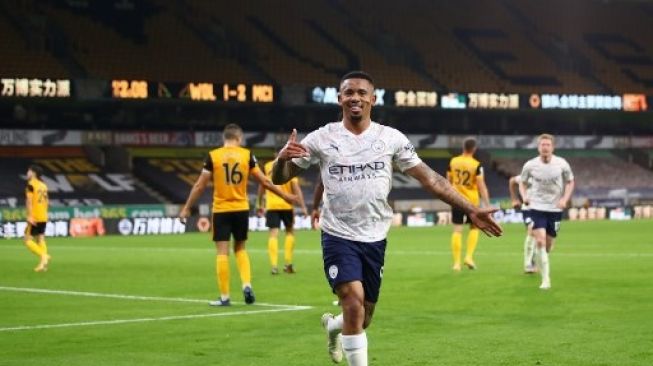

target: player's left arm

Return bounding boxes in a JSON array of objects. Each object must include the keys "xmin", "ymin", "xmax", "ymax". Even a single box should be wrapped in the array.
[
  {"xmin": 179, "ymin": 170, "xmax": 211, "ymax": 221},
  {"xmin": 558, "ymin": 179, "xmax": 575, "ymax": 209},
  {"xmin": 291, "ymin": 179, "xmax": 308, "ymax": 216},
  {"xmin": 476, "ymin": 175, "xmax": 491, "ymax": 208},
  {"xmin": 405, "ymin": 163, "xmax": 502, "ymax": 236},
  {"xmin": 558, "ymin": 162, "xmax": 575, "ymax": 209},
  {"xmin": 476, "ymin": 164, "xmax": 490, "ymax": 207}
]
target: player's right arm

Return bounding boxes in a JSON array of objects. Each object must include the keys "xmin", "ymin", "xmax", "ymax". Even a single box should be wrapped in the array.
[
  {"xmin": 508, "ymin": 176, "xmax": 522, "ymax": 208},
  {"xmin": 179, "ymin": 170, "xmax": 211, "ymax": 221},
  {"xmin": 519, "ymin": 163, "xmax": 531, "ymax": 206},
  {"xmin": 272, "ymin": 129, "xmax": 309, "ymax": 184},
  {"xmin": 25, "ymin": 185, "xmax": 35, "ymax": 225}
]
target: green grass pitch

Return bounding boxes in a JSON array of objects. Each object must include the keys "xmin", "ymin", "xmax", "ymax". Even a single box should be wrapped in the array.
[{"xmin": 1, "ymin": 220, "xmax": 652, "ymax": 366}]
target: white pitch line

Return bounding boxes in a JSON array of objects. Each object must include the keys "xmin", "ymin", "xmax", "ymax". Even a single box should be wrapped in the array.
[
  {"xmin": 0, "ymin": 307, "xmax": 311, "ymax": 333},
  {"xmin": 0, "ymin": 286, "xmax": 311, "ymax": 309}
]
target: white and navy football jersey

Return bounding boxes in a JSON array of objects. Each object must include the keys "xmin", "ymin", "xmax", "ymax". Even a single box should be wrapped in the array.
[
  {"xmin": 293, "ymin": 121, "xmax": 421, "ymax": 242},
  {"xmin": 520, "ymin": 155, "xmax": 574, "ymax": 212}
]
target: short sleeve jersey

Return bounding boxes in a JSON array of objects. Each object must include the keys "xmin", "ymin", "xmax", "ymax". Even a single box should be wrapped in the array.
[
  {"xmin": 26, "ymin": 178, "xmax": 48, "ymax": 222},
  {"xmin": 263, "ymin": 160, "xmax": 296, "ymax": 210},
  {"xmin": 203, "ymin": 146, "xmax": 260, "ymax": 213},
  {"xmin": 292, "ymin": 121, "xmax": 421, "ymax": 242},
  {"xmin": 520, "ymin": 155, "xmax": 574, "ymax": 212},
  {"xmin": 447, "ymin": 154, "xmax": 484, "ymax": 206}
]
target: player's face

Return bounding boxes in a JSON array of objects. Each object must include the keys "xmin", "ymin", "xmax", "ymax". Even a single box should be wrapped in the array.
[
  {"xmin": 338, "ymin": 79, "xmax": 376, "ymax": 123},
  {"xmin": 26, "ymin": 169, "xmax": 34, "ymax": 180},
  {"xmin": 538, "ymin": 138, "xmax": 554, "ymax": 158}
]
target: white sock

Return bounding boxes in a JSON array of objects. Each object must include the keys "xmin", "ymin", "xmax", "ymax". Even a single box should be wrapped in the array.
[
  {"xmin": 537, "ymin": 246, "xmax": 550, "ymax": 283},
  {"xmin": 328, "ymin": 314, "xmax": 343, "ymax": 335},
  {"xmin": 523, "ymin": 235, "xmax": 535, "ymax": 268},
  {"xmin": 342, "ymin": 332, "xmax": 368, "ymax": 366}
]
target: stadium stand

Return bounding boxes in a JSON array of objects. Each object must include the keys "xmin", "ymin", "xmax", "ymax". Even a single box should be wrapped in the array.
[
  {"xmin": 0, "ymin": 147, "xmax": 161, "ymax": 207},
  {"xmin": 5, "ymin": 0, "xmax": 653, "ymax": 92}
]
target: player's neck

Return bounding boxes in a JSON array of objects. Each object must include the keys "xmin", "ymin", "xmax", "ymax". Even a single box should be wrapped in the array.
[
  {"xmin": 540, "ymin": 155, "xmax": 552, "ymax": 163},
  {"xmin": 342, "ymin": 118, "xmax": 371, "ymax": 135},
  {"xmin": 223, "ymin": 139, "xmax": 240, "ymax": 147}
]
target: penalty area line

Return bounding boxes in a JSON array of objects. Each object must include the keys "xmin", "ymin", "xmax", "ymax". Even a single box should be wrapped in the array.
[
  {"xmin": 0, "ymin": 307, "xmax": 311, "ymax": 333},
  {"xmin": 0, "ymin": 286, "xmax": 311, "ymax": 309}
]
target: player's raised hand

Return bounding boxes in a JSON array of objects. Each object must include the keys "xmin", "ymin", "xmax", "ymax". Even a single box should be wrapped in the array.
[
  {"xmin": 277, "ymin": 129, "xmax": 309, "ymax": 161},
  {"xmin": 468, "ymin": 207, "xmax": 503, "ymax": 237}
]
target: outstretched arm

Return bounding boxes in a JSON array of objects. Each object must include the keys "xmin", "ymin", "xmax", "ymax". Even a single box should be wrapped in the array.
[
  {"xmin": 272, "ymin": 129, "xmax": 309, "ymax": 184},
  {"xmin": 405, "ymin": 162, "xmax": 502, "ymax": 236},
  {"xmin": 252, "ymin": 169, "xmax": 297, "ymax": 204}
]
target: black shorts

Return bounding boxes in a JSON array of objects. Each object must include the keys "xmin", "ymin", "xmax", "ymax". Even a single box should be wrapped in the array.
[
  {"xmin": 265, "ymin": 210, "xmax": 294, "ymax": 229},
  {"xmin": 26, "ymin": 222, "xmax": 47, "ymax": 236},
  {"xmin": 321, "ymin": 231, "xmax": 386, "ymax": 303},
  {"xmin": 451, "ymin": 208, "xmax": 470, "ymax": 225},
  {"xmin": 212, "ymin": 211, "xmax": 249, "ymax": 242}
]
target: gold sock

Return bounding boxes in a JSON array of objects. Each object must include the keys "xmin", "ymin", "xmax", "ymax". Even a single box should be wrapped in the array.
[
  {"xmin": 268, "ymin": 237, "xmax": 278, "ymax": 268},
  {"xmin": 38, "ymin": 240, "xmax": 48, "ymax": 256},
  {"xmin": 451, "ymin": 232, "xmax": 462, "ymax": 265},
  {"xmin": 284, "ymin": 234, "xmax": 295, "ymax": 265},
  {"xmin": 216, "ymin": 255, "xmax": 230, "ymax": 298},
  {"xmin": 235, "ymin": 249, "xmax": 252, "ymax": 285},
  {"xmin": 25, "ymin": 240, "xmax": 44, "ymax": 257},
  {"xmin": 465, "ymin": 229, "xmax": 480, "ymax": 262}
]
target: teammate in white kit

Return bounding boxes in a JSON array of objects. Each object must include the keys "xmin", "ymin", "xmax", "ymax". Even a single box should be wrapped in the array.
[
  {"xmin": 271, "ymin": 71, "xmax": 503, "ymax": 366},
  {"xmin": 509, "ymin": 174, "xmax": 536, "ymax": 273},
  {"xmin": 519, "ymin": 134, "xmax": 575, "ymax": 290}
]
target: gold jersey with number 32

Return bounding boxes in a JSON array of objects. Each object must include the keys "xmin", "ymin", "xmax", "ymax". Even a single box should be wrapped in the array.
[{"xmin": 447, "ymin": 155, "xmax": 483, "ymax": 206}]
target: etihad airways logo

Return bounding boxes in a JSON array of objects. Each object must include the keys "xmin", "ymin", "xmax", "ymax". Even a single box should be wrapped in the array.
[{"xmin": 328, "ymin": 162, "xmax": 386, "ymax": 175}]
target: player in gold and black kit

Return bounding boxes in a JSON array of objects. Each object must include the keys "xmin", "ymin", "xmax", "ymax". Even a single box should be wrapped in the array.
[
  {"xmin": 258, "ymin": 158, "xmax": 308, "ymax": 274},
  {"xmin": 24, "ymin": 165, "xmax": 50, "ymax": 272},
  {"xmin": 447, "ymin": 138, "xmax": 490, "ymax": 271},
  {"xmin": 179, "ymin": 124, "xmax": 297, "ymax": 306}
]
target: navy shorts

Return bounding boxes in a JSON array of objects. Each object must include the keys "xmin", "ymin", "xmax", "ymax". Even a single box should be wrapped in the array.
[
  {"xmin": 529, "ymin": 210, "xmax": 562, "ymax": 238},
  {"xmin": 321, "ymin": 231, "xmax": 386, "ymax": 303},
  {"xmin": 522, "ymin": 210, "xmax": 533, "ymax": 227}
]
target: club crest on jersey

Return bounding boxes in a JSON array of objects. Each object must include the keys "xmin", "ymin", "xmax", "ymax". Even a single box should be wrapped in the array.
[
  {"xmin": 371, "ymin": 140, "xmax": 385, "ymax": 153},
  {"xmin": 329, "ymin": 265, "xmax": 338, "ymax": 279}
]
